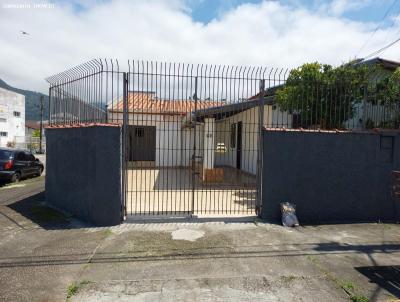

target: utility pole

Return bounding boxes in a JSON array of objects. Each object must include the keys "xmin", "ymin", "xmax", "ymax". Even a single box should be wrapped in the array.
[{"xmin": 39, "ymin": 95, "xmax": 44, "ymax": 154}]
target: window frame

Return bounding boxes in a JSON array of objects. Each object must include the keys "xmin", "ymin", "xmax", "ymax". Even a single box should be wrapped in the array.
[
  {"xmin": 16, "ymin": 152, "xmax": 25, "ymax": 161},
  {"xmin": 25, "ymin": 152, "xmax": 35, "ymax": 161},
  {"xmin": 230, "ymin": 123, "xmax": 236, "ymax": 149}
]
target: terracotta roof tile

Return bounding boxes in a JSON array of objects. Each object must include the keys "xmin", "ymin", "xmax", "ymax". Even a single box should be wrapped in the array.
[
  {"xmin": 110, "ymin": 91, "xmax": 221, "ymax": 115},
  {"xmin": 46, "ymin": 122, "xmax": 120, "ymax": 129},
  {"xmin": 25, "ymin": 121, "xmax": 41, "ymax": 130},
  {"xmin": 263, "ymin": 127, "xmax": 400, "ymax": 134}
]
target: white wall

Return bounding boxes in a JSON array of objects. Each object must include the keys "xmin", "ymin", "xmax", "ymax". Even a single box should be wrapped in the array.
[
  {"xmin": 215, "ymin": 105, "xmax": 292, "ymax": 175},
  {"xmin": 181, "ymin": 124, "xmax": 204, "ymax": 167},
  {"xmin": 0, "ymin": 88, "xmax": 25, "ymax": 147},
  {"xmin": 345, "ymin": 102, "xmax": 399, "ymax": 130},
  {"xmin": 110, "ymin": 112, "xmax": 183, "ymax": 167},
  {"xmin": 109, "ymin": 104, "xmax": 292, "ymax": 172}
]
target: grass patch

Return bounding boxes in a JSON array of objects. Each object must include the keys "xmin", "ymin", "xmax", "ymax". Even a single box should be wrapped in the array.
[
  {"xmin": 382, "ymin": 224, "xmax": 393, "ymax": 230},
  {"xmin": 280, "ymin": 275, "xmax": 297, "ymax": 283},
  {"xmin": 350, "ymin": 295, "xmax": 369, "ymax": 302},
  {"xmin": 253, "ymin": 217, "xmax": 263, "ymax": 226},
  {"xmin": 102, "ymin": 229, "xmax": 113, "ymax": 237},
  {"xmin": 306, "ymin": 256, "xmax": 369, "ymax": 302},
  {"xmin": 66, "ymin": 280, "xmax": 91, "ymax": 300},
  {"xmin": 30, "ymin": 204, "xmax": 67, "ymax": 223},
  {"xmin": 341, "ymin": 280, "xmax": 355, "ymax": 292}
]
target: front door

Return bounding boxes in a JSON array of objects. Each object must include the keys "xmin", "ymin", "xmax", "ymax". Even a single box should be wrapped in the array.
[
  {"xmin": 236, "ymin": 121, "xmax": 242, "ymax": 170},
  {"xmin": 128, "ymin": 125, "xmax": 156, "ymax": 161}
]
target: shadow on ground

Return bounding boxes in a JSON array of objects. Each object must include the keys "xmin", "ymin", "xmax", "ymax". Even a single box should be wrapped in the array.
[
  {"xmin": 356, "ymin": 266, "xmax": 400, "ymax": 298},
  {"xmin": 6, "ymin": 192, "xmax": 87, "ymax": 230},
  {"xmin": 1, "ymin": 240, "xmax": 400, "ymax": 269}
]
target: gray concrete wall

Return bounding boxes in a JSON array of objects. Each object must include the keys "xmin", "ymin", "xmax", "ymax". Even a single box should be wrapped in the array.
[
  {"xmin": 261, "ymin": 130, "xmax": 400, "ymax": 224},
  {"xmin": 45, "ymin": 125, "xmax": 122, "ymax": 226}
]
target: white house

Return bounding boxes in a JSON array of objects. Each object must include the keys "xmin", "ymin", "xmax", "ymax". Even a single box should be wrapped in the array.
[
  {"xmin": 108, "ymin": 91, "xmax": 290, "ymax": 180},
  {"xmin": 0, "ymin": 87, "xmax": 25, "ymax": 147},
  {"xmin": 192, "ymin": 96, "xmax": 291, "ymax": 176},
  {"xmin": 108, "ymin": 92, "xmax": 219, "ymax": 167}
]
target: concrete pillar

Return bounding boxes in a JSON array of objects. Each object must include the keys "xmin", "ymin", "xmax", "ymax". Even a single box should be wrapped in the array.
[{"xmin": 203, "ymin": 118, "xmax": 215, "ymax": 178}]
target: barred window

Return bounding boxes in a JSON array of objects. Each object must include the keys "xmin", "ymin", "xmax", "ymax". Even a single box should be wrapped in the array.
[{"xmin": 135, "ymin": 127, "xmax": 144, "ymax": 137}]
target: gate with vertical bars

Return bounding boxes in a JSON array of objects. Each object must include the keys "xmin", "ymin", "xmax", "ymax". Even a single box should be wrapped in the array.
[{"xmin": 119, "ymin": 63, "xmax": 267, "ymax": 217}]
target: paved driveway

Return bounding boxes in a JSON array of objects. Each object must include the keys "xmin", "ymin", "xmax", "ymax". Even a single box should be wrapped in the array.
[
  {"xmin": 0, "ymin": 178, "xmax": 400, "ymax": 301},
  {"xmin": 126, "ymin": 167, "xmax": 257, "ymax": 216}
]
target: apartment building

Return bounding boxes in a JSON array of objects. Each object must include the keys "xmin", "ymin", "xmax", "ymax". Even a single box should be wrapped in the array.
[{"xmin": 0, "ymin": 87, "xmax": 25, "ymax": 147}]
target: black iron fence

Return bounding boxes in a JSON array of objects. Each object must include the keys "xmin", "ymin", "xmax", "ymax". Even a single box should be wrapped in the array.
[
  {"xmin": 46, "ymin": 59, "xmax": 400, "ymax": 216},
  {"xmin": 46, "ymin": 59, "xmax": 400, "ymax": 131}
]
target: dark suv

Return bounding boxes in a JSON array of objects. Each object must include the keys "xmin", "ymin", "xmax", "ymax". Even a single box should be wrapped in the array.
[{"xmin": 0, "ymin": 148, "xmax": 44, "ymax": 183}]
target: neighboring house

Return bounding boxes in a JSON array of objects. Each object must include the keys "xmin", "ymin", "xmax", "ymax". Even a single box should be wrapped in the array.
[
  {"xmin": 25, "ymin": 120, "xmax": 47, "ymax": 137},
  {"xmin": 17, "ymin": 120, "xmax": 48, "ymax": 152},
  {"xmin": 0, "ymin": 87, "xmax": 25, "ymax": 147},
  {"xmin": 25, "ymin": 121, "xmax": 40, "ymax": 137},
  {"xmin": 346, "ymin": 57, "xmax": 400, "ymax": 130}
]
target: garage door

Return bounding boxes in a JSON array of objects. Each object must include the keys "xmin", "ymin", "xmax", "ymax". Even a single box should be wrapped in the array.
[{"xmin": 128, "ymin": 126, "xmax": 156, "ymax": 161}]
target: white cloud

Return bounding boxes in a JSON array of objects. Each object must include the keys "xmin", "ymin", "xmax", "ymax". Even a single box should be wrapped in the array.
[
  {"xmin": 0, "ymin": 0, "xmax": 399, "ymax": 93},
  {"xmin": 324, "ymin": 0, "xmax": 371, "ymax": 16}
]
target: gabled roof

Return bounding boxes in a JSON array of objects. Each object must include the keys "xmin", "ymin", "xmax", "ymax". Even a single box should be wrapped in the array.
[
  {"xmin": 25, "ymin": 121, "xmax": 41, "ymax": 130},
  {"xmin": 0, "ymin": 87, "xmax": 25, "ymax": 98},
  {"xmin": 351, "ymin": 57, "xmax": 400, "ymax": 71},
  {"xmin": 110, "ymin": 91, "xmax": 221, "ymax": 115},
  {"xmin": 195, "ymin": 95, "xmax": 275, "ymax": 121}
]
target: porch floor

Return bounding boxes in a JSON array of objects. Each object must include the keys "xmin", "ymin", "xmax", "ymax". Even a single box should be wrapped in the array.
[{"xmin": 125, "ymin": 167, "xmax": 257, "ymax": 216}]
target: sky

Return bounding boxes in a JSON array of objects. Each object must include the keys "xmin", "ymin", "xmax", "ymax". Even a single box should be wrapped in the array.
[{"xmin": 0, "ymin": 0, "xmax": 400, "ymax": 93}]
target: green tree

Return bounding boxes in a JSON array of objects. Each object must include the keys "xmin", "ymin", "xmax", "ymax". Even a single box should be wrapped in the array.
[
  {"xmin": 32, "ymin": 129, "xmax": 40, "ymax": 137},
  {"xmin": 369, "ymin": 67, "xmax": 400, "ymax": 128},
  {"xmin": 376, "ymin": 67, "xmax": 400, "ymax": 101},
  {"xmin": 275, "ymin": 62, "xmax": 371, "ymax": 129}
]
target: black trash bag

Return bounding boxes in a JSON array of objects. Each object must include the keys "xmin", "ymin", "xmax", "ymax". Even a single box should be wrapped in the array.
[{"xmin": 281, "ymin": 202, "xmax": 299, "ymax": 227}]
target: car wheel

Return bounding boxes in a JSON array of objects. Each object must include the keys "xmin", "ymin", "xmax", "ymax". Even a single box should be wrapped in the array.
[
  {"xmin": 11, "ymin": 172, "xmax": 21, "ymax": 183},
  {"xmin": 37, "ymin": 168, "xmax": 43, "ymax": 177}
]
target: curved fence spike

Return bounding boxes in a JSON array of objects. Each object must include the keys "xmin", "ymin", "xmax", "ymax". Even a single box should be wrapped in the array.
[{"xmin": 45, "ymin": 58, "xmax": 399, "ymax": 133}]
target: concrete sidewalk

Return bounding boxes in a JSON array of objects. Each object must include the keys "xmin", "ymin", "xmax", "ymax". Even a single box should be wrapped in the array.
[{"xmin": 0, "ymin": 179, "xmax": 399, "ymax": 301}]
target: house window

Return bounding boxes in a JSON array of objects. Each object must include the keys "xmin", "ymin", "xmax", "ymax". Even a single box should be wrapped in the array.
[
  {"xmin": 13, "ymin": 111, "xmax": 21, "ymax": 117},
  {"xmin": 0, "ymin": 118, "xmax": 6, "ymax": 123},
  {"xmin": 0, "ymin": 132, "xmax": 8, "ymax": 137},
  {"xmin": 216, "ymin": 142, "xmax": 227, "ymax": 154},
  {"xmin": 135, "ymin": 127, "xmax": 144, "ymax": 138},
  {"xmin": 230, "ymin": 123, "xmax": 236, "ymax": 148}
]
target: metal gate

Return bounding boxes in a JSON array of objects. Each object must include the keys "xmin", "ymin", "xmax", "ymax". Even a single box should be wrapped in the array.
[{"xmin": 119, "ymin": 63, "xmax": 269, "ymax": 217}]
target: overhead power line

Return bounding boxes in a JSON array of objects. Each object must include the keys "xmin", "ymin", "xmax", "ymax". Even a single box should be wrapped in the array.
[
  {"xmin": 382, "ymin": 2, "xmax": 400, "ymax": 45},
  {"xmin": 363, "ymin": 36, "xmax": 400, "ymax": 59},
  {"xmin": 356, "ymin": 0, "xmax": 400, "ymax": 57}
]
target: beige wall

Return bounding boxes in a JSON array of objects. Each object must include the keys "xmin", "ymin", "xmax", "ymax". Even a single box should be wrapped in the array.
[{"xmin": 215, "ymin": 105, "xmax": 292, "ymax": 175}]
